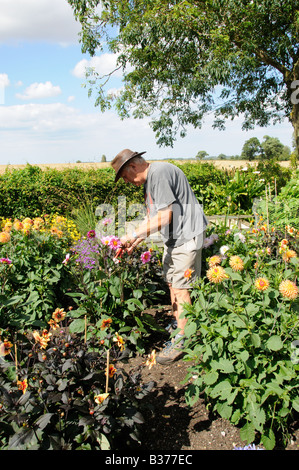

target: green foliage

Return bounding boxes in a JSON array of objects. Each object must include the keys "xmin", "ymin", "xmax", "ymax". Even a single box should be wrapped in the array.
[
  {"xmin": 68, "ymin": 0, "xmax": 298, "ymax": 149},
  {"xmin": 0, "ymin": 164, "xmax": 143, "ymax": 219},
  {"xmin": 0, "ymin": 161, "xmax": 292, "ymax": 220},
  {"xmin": 66, "ymin": 235, "xmax": 167, "ymax": 354},
  {"xmin": 255, "ymin": 169, "xmax": 299, "ymax": 230},
  {"xmin": 0, "ymin": 220, "xmax": 73, "ymax": 332},
  {"xmin": 182, "ymin": 224, "xmax": 299, "ymax": 450},
  {"xmin": 0, "ymin": 326, "xmax": 153, "ymax": 450}
]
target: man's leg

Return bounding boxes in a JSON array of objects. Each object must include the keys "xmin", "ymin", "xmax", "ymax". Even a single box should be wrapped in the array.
[{"xmin": 169, "ymin": 285, "xmax": 191, "ymax": 335}]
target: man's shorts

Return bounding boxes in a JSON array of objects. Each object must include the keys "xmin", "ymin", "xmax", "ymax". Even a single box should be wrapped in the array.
[{"xmin": 162, "ymin": 232, "xmax": 205, "ymax": 289}]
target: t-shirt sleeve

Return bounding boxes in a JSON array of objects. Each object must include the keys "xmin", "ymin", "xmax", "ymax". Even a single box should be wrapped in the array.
[{"xmin": 150, "ymin": 168, "xmax": 176, "ymax": 211}]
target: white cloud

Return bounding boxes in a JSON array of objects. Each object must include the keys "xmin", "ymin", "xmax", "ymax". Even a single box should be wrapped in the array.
[
  {"xmin": 16, "ymin": 81, "xmax": 62, "ymax": 101},
  {"xmin": 0, "ymin": 0, "xmax": 81, "ymax": 44},
  {"xmin": 72, "ymin": 53, "xmax": 124, "ymax": 79}
]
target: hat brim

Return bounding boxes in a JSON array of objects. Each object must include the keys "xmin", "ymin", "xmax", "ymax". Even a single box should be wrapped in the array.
[{"xmin": 114, "ymin": 151, "xmax": 146, "ymax": 182}]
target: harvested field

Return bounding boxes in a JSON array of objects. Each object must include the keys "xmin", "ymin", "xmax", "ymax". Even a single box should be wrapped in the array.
[{"xmin": 0, "ymin": 159, "xmax": 292, "ymax": 174}]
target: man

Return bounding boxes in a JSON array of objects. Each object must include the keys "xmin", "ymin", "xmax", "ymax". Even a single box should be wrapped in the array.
[{"xmin": 111, "ymin": 149, "xmax": 208, "ymax": 364}]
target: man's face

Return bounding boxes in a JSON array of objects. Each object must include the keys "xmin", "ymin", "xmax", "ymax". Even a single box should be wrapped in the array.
[{"xmin": 120, "ymin": 163, "xmax": 145, "ymax": 186}]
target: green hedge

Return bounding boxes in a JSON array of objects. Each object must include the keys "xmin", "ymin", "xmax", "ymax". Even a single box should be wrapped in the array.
[{"xmin": 0, "ymin": 161, "xmax": 292, "ymax": 219}]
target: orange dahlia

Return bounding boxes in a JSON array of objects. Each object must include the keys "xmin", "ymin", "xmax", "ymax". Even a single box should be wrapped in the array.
[
  {"xmin": 282, "ymin": 249, "xmax": 297, "ymax": 262},
  {"xmin": 101, "ymin": 318, "xmax": 112, "ymax": 330},
  {"xmin": 52, "ymin": 308, "xmax": 66, "ymax": 323},
  {"xmin": 0, "ymin": 339, "xmax": 13, "ymax": 356},
  {"xmin": 105, "ymin": 365, "xmax": 117, "ymax": 378},
  {"xmin": 17, "ymin": 378, "xmax": 28, "ymax": 395},
  {"xmin": 184, "ymin": 268, "xmax": 194, "ymax": 279},
  {"xmin": 208, "ymin": 255, "xmax": 222, "ymax": 267},
  {"xmin": 255, "ymin": 277, "xmax": 270, "ymax": 291},
  {"xmin": 229, "ymin": 255, "xmax": 244, "ymax": 271},
  {"xmin": 279, "ymin": 280, "xmax": 299, "ymax": 300},
  {"xmin": 207, "ymin": 266, "xmax": 229, "ymax": 283},
  {"xmin": 0, "ymin": 231, "xmax": 11, "ymax": 243}
]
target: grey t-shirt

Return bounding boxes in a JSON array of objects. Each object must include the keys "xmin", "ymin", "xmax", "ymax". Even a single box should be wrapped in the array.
[{"xmin": 143, "ymin": 162, "xmax": 208, "ymax": 247}]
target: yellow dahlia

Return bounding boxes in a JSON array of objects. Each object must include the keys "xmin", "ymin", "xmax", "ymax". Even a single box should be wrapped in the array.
[
  {"xmin": 13, "ymin": 220, "xmax": 23, "ymax": 231},
  {"xmin": 208, "ymin": 255, "xmax": 222, "ymax": 267},
  {"xmin": 145, "ymin": 349, "xmax": 156, "ymax": 370},
  {"xmin": 94, "ymin": 393, "xmax": 109, "ymax": 405},
  {"xmin": 279, "ymin": 280, "xmax": 299, "ymax": 300},
  {"xmin": 33, "ymin": 329, "xmax": 52, "ymax": 349},
  {"xmin": 255, "ymin": 277, "xmax": 270, "ymax": 291},
  {"xmin": 207, "ymin": 266, "xmax": 229, "ymax": 283},
  {"xmin": 4, "ymin": 221, "xmax": 12, "ymax": 232},
  {"xmin": 229, "ymin": 255, "xmax": 244, "ymax": 271},
  {"xmin": 113, "ymin": 333, "xmax": 125, "ymax": 351}
]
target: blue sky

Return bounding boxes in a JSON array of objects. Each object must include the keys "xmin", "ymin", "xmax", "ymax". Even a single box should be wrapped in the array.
[{"xmin": 0, "ymin": 0, "xmax": 294, "ymax": 165}]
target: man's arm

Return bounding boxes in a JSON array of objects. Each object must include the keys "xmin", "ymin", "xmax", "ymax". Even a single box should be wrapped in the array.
[{"xmin": 121, "ymin": 205, "xmax": 172, "ymax": 252}]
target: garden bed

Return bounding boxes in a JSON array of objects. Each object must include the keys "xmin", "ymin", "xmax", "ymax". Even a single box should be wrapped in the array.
[{"xmin": 118, "ymin": 307, "xmax": 299, "ymax": 451}]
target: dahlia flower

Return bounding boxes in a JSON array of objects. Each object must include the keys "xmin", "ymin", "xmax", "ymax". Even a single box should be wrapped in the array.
[
  {"xmin": 0, "ymin": 258, "xmax": 12, "ymax": 264},
  {"xmin": 108, "ymin": 236, "xmax": 121, "ymax": 250},
  {"xmin": 255, "ymin": 277, "xmax": 270, "ymax": 292},
  {"xmin": 141, "ymin": 251, "xmax": 152, "ymax": 264},
  {"xmin": 184, "ymin": 268, "xmax": 194, "ymax": 279},
  {"xmin": 94, "ymin": 393, "xmax": 109, "ymax": 405},
  {"xmin": 0, "ymin": 339, "xmax": 13, "ymax": 356},
  {"xmin": 207, "ymin": 266, "xmax": 229, "ymax": 283},
  {"xmin": 229, "ymin": 255, "xmax": 244, "ymax": 271},
  {"xmin": 208, "ymin": 255, "xmax": 221, "ymax": 267},
  {"xmin": 17, "ymin": 378, "xmax": 28, "ymax": 395},
  {"xmin": 0, "ymin": 231, "xmax": 11, "ymax": 243},
  {"xmin": 145, "ymin": 349, "xmax": 157, "ymax": 370},
  {"xmin": 282, "ymin": 250, "xmax": 297, "ymax": 263},
  {"xmin": 279, "ymin": 280, "xmax": 299, "ymax": 300},
  {"xmin": 52, "ymin": 308, "xmax": 66, "ymax": 323}
]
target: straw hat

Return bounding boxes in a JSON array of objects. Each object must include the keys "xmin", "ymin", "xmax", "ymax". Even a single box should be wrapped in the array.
[{"xmin": 111, "ymin": 149, "xmax": 146, "ymax": 182}]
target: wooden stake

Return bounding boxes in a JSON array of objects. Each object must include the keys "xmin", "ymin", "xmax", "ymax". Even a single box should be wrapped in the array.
[
  {"xmin": 14, "ymin": 343, "xmax": 18, "ymax": 380},
  {"xmin": 265, "ymin": 185, "xmax": 269, "ymax": 234},
  {"xmin": 105, "ymin": 350, "xmax": 110, "ymax": 393}
]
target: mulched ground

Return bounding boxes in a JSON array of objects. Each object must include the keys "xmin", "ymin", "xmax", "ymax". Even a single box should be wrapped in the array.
[{"xmin": 117, "ymin": 306, "xmax": 299, "ymax": 451}]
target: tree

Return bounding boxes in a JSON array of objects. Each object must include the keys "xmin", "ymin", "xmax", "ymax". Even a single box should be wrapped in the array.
[
  {"xmin": 68, "ymin": 0, "xmax": 299, "ymax": 152},
  {"xmin": 241, "ymin": 137, "xmax": 262, "ymax": 160},
  {"xmin": 196, "ymin": 150, "xmax": 208, "ymax": 160},
  {"xmin": 261, "ymin": 135, "xmax": 286, "ymax": 160}
]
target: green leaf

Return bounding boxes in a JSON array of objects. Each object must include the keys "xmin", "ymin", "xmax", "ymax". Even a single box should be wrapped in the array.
[
  {"xmin": 266, "ymin": 335, "xmax": 283, "ymax": 351},
  {"xmin": 210, "ymin": 380, "xmax": 232, "ymax": 399},
  {"xmin": 292, "ymin": 397, "xmax": 299, "ymax": 412},
  {"xmin": 69, "ymin": 318, "xmax": 86, "ymax": 334},
  {"xmin": 211, "ymin": 358, "xmax": 235, "ymax": 373},
  {"xmin": 240, "ymin": 422, "xmax": 256, "ymax": 445},
  {"xmin": 216, "ymin": 402, "xmax": 232, "ymax": 420},
  {"xmin": 204, "ymin": 370, "xmax": 219, "ymax": 385},
  {"xmin": 261, "ymin": 428, "xmax": 276, "ymax": 450},
  {"xmin": 184, "ymin": 321, "xmax": 197, "ymax": 337}
]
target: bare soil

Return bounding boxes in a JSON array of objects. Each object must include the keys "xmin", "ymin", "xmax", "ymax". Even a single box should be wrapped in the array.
[{"xmin": 118, "ymin": 306, "xmax": 299, "ymax": 452}]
